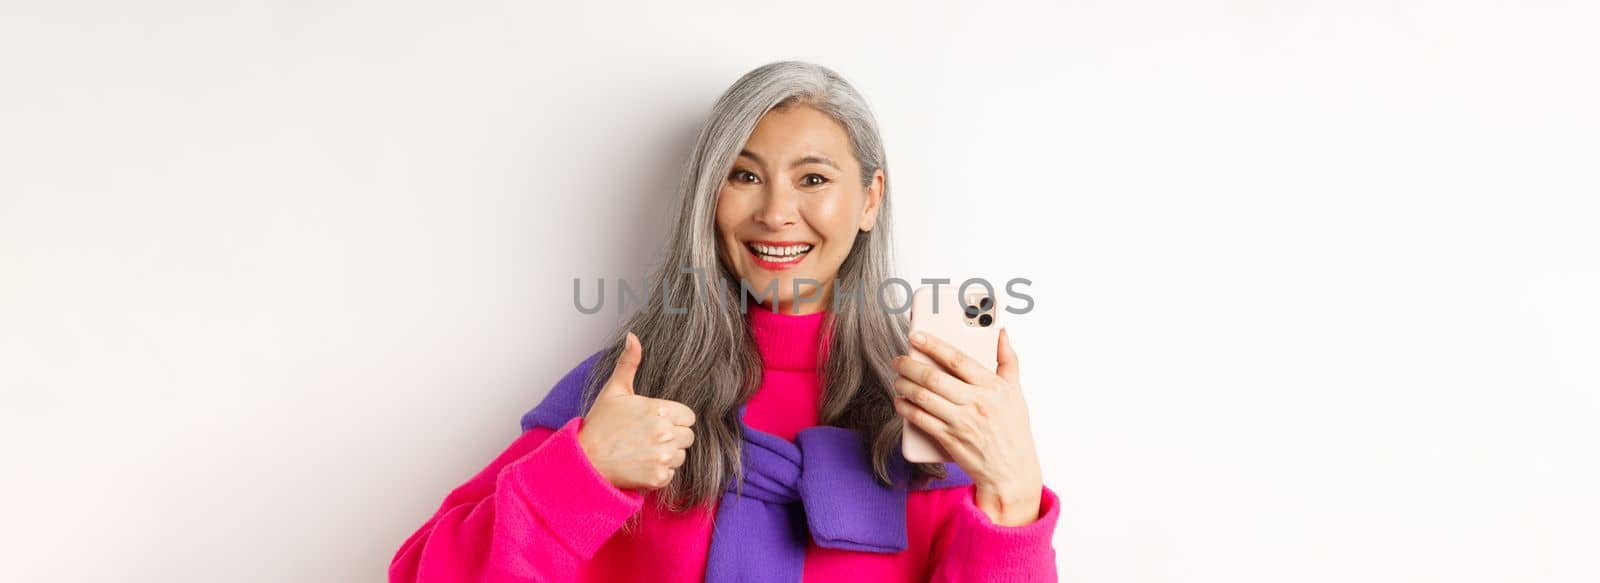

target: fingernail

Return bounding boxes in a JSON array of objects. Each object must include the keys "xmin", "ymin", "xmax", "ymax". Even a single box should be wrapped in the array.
[{"xmin": 911, "ymin": 332, "xmax": 925, "ymax": 344}]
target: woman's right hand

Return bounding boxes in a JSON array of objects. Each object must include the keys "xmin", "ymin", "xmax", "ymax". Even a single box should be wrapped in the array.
[{"xmin": 577, "ymin": 331, "xmax": 697, "ymax": 491}]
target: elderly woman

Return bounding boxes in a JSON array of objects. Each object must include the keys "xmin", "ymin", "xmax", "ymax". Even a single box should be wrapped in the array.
[{"xmin": 390, "ymin": 60, "xmax": 1059, "ymax": 582}]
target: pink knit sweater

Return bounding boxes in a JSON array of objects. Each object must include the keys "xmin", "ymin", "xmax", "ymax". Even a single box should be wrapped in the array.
[{"xmin": 390, "ymin": 305, "xmax": 1060, "ymax": 581}]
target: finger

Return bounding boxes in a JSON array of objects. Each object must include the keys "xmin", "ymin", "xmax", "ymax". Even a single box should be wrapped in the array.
[
  {"xmin": 894, "ymin": 355, "xmax": 974, "ymax": 404},
  {"xmin": 652, "ymin": 424, "xmax": 693, "ymax": 445},
  {"xmin": 602, "ymin": 332, "xmax": 643, "ymax": 397},
  {"xmin": 652, "ymin": 467, "xmax": 675, "ymax": 489},
  {"xmin": 893, "ymin": 376, "xmax": 963, "ymax": 424},
  {"xmin": 997, "ymin": 327, "xmax": 1021, "ymax": 385},
  {"xmin": 893, "ymin": 395, "xmax": 950, "ymax": 438},
  {"xmin": 657, "ymin": 425, "xmax": 694, "ymax": 449},
  {"xmin": 654, "ymin": 399, "xmax": 696, "ymax": 427},
  {"xmin": 665, "ymin": 447, "xmax": 687, "ymax": 468},
  {"xmin": 909, "ymin": 331, "xmax": 997, "ymax": 386}
]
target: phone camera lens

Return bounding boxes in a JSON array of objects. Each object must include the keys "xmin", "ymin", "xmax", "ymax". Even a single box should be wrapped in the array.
[
  {"xmin": 978, "ymin": 297, "xmax": 993, "ymax": 311},
  {"xmin": 964, "ymin": 304, "xmax": 981, "ymax": 318},
  {"xmin": 978, "ymin": 314, "xmax": 993, "ymax": 327}
]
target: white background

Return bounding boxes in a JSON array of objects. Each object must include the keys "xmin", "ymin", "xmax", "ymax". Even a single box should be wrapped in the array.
[{"xmin": 3, "ymin": 1, "xmax": 1596, "ymax": 581}]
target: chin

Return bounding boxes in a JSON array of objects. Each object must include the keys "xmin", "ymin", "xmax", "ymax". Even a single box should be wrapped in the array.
[{"xmin": 736, "ymin": 272, "xmax": 817, "ymax": 308}]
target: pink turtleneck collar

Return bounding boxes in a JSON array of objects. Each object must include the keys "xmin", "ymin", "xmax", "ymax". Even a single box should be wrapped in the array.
[
  {"xmin": 742, "ymin": 304, "xmax": 830, "ymax": 441},
  {"xmin": 744, "ymin": 303, "xmax": 829, "ymax": 371}
]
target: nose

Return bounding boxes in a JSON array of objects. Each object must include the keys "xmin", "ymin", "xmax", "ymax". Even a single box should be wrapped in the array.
[{"xmin": 754, "ymin": 183, "xmax": 798, "ymax": 230}]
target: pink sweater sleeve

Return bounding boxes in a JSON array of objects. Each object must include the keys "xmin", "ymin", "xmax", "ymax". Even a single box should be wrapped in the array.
[
  {"xmin": 389, "ymin": 417, "xmax": 644, "ymax": 582},
  {"xmin": 928, "ymin": 484, "xmax": 1061, "ymax": 582}
]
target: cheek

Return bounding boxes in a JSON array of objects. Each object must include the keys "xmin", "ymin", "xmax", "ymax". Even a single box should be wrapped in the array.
[
  {"xmin": 714, "ymin": 188, "xmax": 739, "ymax": 232},
  {"xmin": 714, "ymin": 191, "xmax": 739, "ymax": 264},
  {"xmin": 802, "ymin": 197, "xmax": 861, "ymax": 246}
]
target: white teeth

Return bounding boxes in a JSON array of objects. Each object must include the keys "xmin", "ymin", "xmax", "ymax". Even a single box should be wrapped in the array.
[{"xmin": 749, "ymin": 243, "xmax": 813, "ymax": 258}]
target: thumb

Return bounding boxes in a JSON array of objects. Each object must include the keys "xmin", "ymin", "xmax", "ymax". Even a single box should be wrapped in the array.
[
  {"xmin": 602, "ymin": 331, "xmax": 642, "ymax": 397},
  {"xmin": 996, "ymin": 327, "xmax": 1021, "ymax": 385}
]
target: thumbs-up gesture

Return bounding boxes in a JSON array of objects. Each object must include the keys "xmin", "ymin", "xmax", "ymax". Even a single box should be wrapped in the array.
[{"xmin": 577, "ymin": 332, "xmax": 698, "ymax": 491}]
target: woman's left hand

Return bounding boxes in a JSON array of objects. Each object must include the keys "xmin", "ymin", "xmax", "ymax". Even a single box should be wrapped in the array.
[{"xmin": 892, "ymin": 328, "xmax": 1044, "ymax": 526}]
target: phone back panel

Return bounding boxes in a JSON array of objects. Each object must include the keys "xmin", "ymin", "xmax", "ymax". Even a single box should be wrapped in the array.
[{"xmin": 902, "ymin": 285, "xmax": 1002, "ymax": 463}]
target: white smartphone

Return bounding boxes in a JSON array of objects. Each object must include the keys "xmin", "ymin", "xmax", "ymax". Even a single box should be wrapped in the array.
[{"xmin": 900, "ymin": 285, "xmax": 1002, "ymax": 463}]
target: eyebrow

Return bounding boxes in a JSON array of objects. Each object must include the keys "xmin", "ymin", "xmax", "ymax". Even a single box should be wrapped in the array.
[{"xmin": 738, "ymin": 149, "xmax": 840, "ymax": 171}]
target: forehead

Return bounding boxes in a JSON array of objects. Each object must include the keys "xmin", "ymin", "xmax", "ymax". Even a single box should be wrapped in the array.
[{"xmin": 740, "ymin": 105, "xmax": 856, "ymax": 165}]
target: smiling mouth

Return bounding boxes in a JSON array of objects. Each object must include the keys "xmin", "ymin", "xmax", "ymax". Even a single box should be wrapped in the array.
[{"xmin": 745, "ymin": 241, "xmax": 814, "ymax": 265}]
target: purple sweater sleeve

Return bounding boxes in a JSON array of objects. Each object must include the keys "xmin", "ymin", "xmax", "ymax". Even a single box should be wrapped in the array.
[
  {"xmin": 389, "ymin": 417, "xmax": 643, "ymax": 582},
  {"xmin": 928, "ymin": 484, "xmax": 1062, "ymax": 582}
]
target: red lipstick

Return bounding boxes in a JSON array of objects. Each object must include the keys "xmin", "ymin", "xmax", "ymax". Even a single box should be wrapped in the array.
[{"xmin": 744, "ymin": 240, "xmax": 814, "ymax": 271}]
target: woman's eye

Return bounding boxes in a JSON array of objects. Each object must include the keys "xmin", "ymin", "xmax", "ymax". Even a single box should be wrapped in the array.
[
  {"xmin": 730, "ymin": 170, "xmax": 759, "ymax": 184},
  {"xmin": 801, "ymin": 174, "xmax": 829, "ymax": 187}
]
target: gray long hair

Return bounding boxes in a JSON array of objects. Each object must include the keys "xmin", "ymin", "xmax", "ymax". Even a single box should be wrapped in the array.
[{"xmin": 580, "ymin": 60, "xmax": 944, "ymax": 511}]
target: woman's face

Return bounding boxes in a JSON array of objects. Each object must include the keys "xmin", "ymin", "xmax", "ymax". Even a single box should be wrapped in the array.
[{"xmin": 715, "ymin": 105, "xmax": 885, "ymax": 315}]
